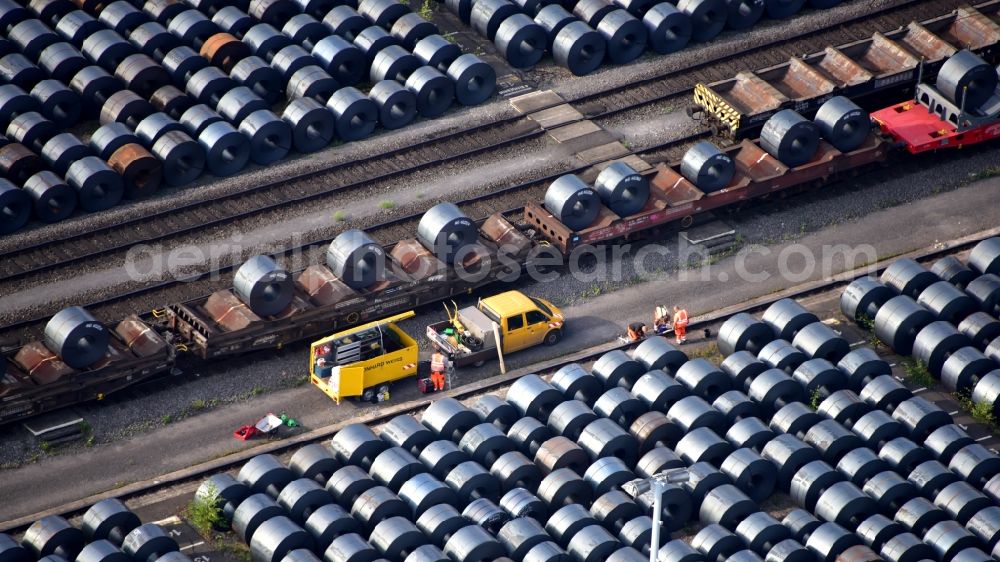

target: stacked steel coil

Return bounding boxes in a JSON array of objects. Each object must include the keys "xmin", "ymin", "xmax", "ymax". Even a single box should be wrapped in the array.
[
  {"xmin": 446, "ymin": 0, "xmax": 846, "ymax": 74},
  {"xmin": 0, "ymin": 0, "xmax": 496, "ymax": 235},
  {"xmin": 198, "ymin": 270, "xmax": 1000, "ymax": 562},
  {"xmin": 0, "ymin": 498, "xmax": 193, "ymax": 562},
  {"xmin": 841, "ymin": 236, "xmax": 1000, "ymax": 424}
]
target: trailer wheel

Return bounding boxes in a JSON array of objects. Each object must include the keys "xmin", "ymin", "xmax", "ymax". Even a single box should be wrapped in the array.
[{"xmin": 544, "ymin": 330, "xmax": 562, "ymax": 346}]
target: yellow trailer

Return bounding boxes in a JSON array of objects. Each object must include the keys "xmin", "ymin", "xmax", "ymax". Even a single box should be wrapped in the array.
[{"xmin": 309, "ymin": 311, "xmax": 419, "ymax": 404}]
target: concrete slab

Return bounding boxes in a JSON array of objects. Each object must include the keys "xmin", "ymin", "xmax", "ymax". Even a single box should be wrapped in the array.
[
  {"xmin": 509, "ymin": 90, "xmax": 564, "ymax": 114},
  {"xmin": 682, "ymin": 219, "xmax": 736, "ymax": 246},
  {"xmin": 575, "ymin": 141, "xmax": 632, "ymax": 164},
  {"xmin": 527, "ymin": 105, "xmax": 584, "ymax": 129},
  {"xmin": 547, "ymin": 120, "xmax": 603, "ymax": 142},
  {"xmin": 22, "ymin": 410, "xmax": 84, "ymax": 443}
]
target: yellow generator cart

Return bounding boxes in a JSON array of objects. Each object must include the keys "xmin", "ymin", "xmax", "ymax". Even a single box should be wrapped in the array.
[{"xmin": 310, "ymin": 311, "xmax": 418, "ymax": 403}]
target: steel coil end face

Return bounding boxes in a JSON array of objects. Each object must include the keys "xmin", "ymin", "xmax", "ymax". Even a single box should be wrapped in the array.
[
  {"xmin": 552, "ymin": 21, "xmax": 605, "ymax": 76},
  {"xmin": 234, "ymin": 255, "xmax": 295, "ymax": 317},
  {"xmin": 0, "ymin": 177, "xmax": 32, "ymax": 233},
  {"xmin": 282, "ymin": 98, "xmax": 335, "ymax": 153},
  {"xmin": 447, "ymin": 54, "xmax": 495, "ymax": 106},
  {"xmin": 494, "ymin": 13, "xmax": 547, "ymax": 68},
  {"xmin": 760, "ymin": 110, "xmax": 819, "ymax": 168},
  {"xmin": 109, "ymin": 142, "xmax": 163, "ymax": 200}
]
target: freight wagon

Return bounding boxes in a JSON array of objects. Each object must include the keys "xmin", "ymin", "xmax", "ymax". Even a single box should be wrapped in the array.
[{"xmin": 693, "ymin": 1, "xmax": 1000, "ymax": 138}]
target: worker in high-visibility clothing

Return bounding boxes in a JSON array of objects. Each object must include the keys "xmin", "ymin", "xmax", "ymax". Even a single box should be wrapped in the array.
[
  {"xmin": 627, "ymin": 321, "xmax": 648, "ymax": 342},
  {"xmin": 653, "ymin": 304, "xmax": 670, "ymax": 334},
  {"xmin": 672, "ymin": 306, "xmax": 689, "ymax": 345},
  {"xmin": 430, "ymin": 347, "xmax": 448, "ymax": 391}
]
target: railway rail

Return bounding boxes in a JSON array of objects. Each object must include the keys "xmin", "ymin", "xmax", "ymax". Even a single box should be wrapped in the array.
[
  {"xmin": 2, "ymin": 228, "xmax": 996, "ymax": 534},
  {"xmin": 0, "ymin": 129, "xmax": 709, "ymax": 337},
  {"xmin": 0, "ymin": 0, "xmax": 970, "ymax": 287}
]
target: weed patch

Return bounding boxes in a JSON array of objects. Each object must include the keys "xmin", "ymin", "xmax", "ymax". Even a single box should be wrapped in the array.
[
  {"xmin": 187, "ymin": 481, "xmax": 225, "ymax": 535},
  {"xmin": 900, "ymin": 358, "xmax": 934, "ymax": 388},
  {"xmin": 955, "ymin": 390, "xmax": 998, "ymax": 430}
]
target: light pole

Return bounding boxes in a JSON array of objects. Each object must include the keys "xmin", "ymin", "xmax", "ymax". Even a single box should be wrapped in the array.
[{"xmin": 622, "ymin": 468, "xmax": 691, "ymax": 562}]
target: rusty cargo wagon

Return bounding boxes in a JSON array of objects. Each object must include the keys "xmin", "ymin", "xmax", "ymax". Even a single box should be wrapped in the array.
[
  {"xmin": 166, "ymin": 214, "xmax": 536, "ymax": 359},
  {"xmin": 525, "ymin": 134, "xmax": 889, "ymax": 253},
  {"xmin": 694, "ymin": 1, "xmax": 1000, "ymax": 138},
  {"xmin": 0, "ymin": 316, "xmax": 173, "ymax": 424}
]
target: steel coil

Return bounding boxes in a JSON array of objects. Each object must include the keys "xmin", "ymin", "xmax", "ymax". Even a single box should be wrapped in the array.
[
  {"xmin": 213, "ymin": 6, "xmax": 253, "ymax": 37},
  {"xmin": 327, "ymin": 86, "xmax": 377, "ymax": 141},
  {"xmin": 447, "ymin": 54, "xmax": 495, "ymax": 106},
  {"xmin": 323, "ymin": 6, "xmax": 367, "ymax": 41},
  {"xmin": 760, "ymin": 109, "xmax": 819, "ymax": 167},
  {"xmin": 0, "ymin": 53, "xmax": 45, "ymax": 90},
  {"xmin": 312, "ymin": 35, "xmax": 366, "ymax": 86},
  {"xmin": 936, "ymin": 49, "xmax": 998, "ymax": 110},
  {"xmin": 23, "ymin": 170, "xmax": 74, "ymax": 223},
  {"xmin": 813, "ymin": 96, "xmax": 869, "ymax": 153},
  {"xmin": 680, "ymin": 141, "xmax": 733, "ymax": 192},
  {"xmin": 244, "ymin": 23, "xmax": 291, "ymax": 61},
  {"xmin": 676, "ymin": 0, "xmax": 724, "ymax": 41},
  {"xmin": 281, "ymin": 98, "xmax": 336, "ymax": 152},
  {"xmin": 494, "ymin": 13, "xmax": 546, "ymax": 68},
  {"xmin": 230, "ymin": 56, "xmax": 283, "ymax": 104},
  {"xmin": 596, "ymin": 9, "xmax": 645, "ymax": 64},
  {"xmin": 31, "ymin": 80, "xmax": 81, "ymax": 127}
]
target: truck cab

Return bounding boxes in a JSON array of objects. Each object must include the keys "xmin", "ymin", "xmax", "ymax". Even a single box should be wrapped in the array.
[{"xmin": 427, "ymin": 291, "xmax": 564, "ymax": 367}]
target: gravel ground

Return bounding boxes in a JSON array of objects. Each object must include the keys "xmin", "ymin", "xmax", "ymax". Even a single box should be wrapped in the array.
[{"xmin": 1, "ymin": 139, "xmax": 998, "ymax": 467}]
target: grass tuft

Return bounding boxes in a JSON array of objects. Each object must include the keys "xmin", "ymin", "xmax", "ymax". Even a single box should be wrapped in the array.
[
  {"xmin": 187, "ymin": 481, "xmax": 225, "ymax": 536},
  {"xmin": 900, "ymin": 358, "xmax": 934, "ymax": 388},
  {"xmin": 688, "ymin": 342, "xmax": 724, "ymax": 365},
  {"xmin": 810, "ymin": 388, "xmax": 822, "ymax": 410},
  {"xmin": 955, "ymin": 390, "xmax": 998, "ymax": 430}
]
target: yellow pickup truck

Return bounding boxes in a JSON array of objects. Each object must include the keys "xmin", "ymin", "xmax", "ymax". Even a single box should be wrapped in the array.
[
  {"xmin": 426, "ymin": 291, "xmax": 565, "ymax": 367},
  {"xmin": 310, "ymin": 311, "xmax": 419, "ymax": 403}
]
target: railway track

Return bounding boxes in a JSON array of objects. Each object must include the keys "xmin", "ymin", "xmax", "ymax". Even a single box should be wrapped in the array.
[
  {"xmin": 3, "ymin": 228, "xmax": 994, "ymax": 534},
  {"xmin": 0, "ymin": 0, "xmax": 962, "ymax": 289},
  {"xmin": 0, "ymin": 131, "xmax": 711, "ymax": 338}
]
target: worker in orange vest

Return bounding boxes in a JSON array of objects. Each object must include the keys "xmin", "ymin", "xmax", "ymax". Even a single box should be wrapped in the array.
[
  {"xmin": 430, "ymin": 347, "xmax": 448, "ymax": 391},
  {"xmin": 627, "ymin": 321, "xmax": 648, "ymax": 342},
  {"xmin": 673, "ymin": 306, "xmax": 689, "ymax": 345}
]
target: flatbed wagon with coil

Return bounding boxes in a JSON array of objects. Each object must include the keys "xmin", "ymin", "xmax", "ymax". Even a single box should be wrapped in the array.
[
  {"xmin": 526, "ymin": 134, "xmax": 888, "ymax": 253},
  {"xmin": 693, "ymin": 1, "xmax": 1000, "ymax": 138}
]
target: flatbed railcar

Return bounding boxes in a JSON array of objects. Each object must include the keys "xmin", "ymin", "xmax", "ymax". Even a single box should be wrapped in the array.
[
  {"xmin": 693, "ymin": 1, "xmax": 1000, "ymax": 139},
  {"xmin": 526, "ymin": 135, "xmax": 888, "ymax": 253},
  {"xmin": 165, "ymin": 214, "xmax": 536, "ymax": 360}
]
